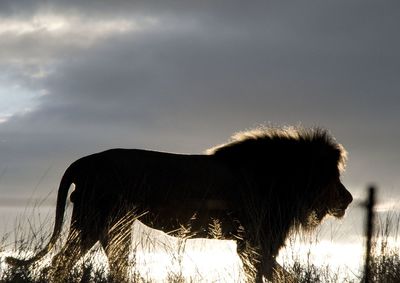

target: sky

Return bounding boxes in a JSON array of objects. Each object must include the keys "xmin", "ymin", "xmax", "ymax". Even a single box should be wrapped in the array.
[
  {"xmin": 0, "ymin": 1, "xmax": 399, "ymax": 224},
  {"xmin": 1, "ymin": 1, "xmax": 400, "ymax": 279}
]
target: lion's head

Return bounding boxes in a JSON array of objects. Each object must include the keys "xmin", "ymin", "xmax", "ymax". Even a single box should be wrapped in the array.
[
  {"xmin": 318, "ymin": 179, "xmax": 353, "ymax": 218},
  {"xmin": 286, "ymin": 131, "xmax": 352, "ymax": 229},
  {"xmin": 304, "ymin": 179, "xmax": 353, "ymax": 229}
]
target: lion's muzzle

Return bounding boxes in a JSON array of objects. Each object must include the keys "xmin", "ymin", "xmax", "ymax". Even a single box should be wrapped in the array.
[{"xmin": 331, "ymin": 182, "xmax": 353, "ymax": 217}]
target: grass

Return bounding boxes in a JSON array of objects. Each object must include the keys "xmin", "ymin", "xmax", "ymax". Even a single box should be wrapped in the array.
[
  {"xmin": 365, "ymin": 212, "xmax": 400, "ymax": 282},
  {"xmin": 280, "ymin": 212, "xmax": 400, "ymax": 283},
  {"xmin": 0, "ymin": 207, "xmax": 243, "ymax": 282},
  {"xmin": 1, "ymin": 207, "xmax": 400, "ymax": 282}
]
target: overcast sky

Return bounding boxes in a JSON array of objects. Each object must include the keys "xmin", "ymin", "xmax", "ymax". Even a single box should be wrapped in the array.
[{"xmin": 0, "ymin": 1, "xmax": 399, "ymax": 209}]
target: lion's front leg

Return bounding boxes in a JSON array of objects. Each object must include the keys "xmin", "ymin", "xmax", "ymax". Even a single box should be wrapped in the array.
[{"xmin": 237, "ymin": 245, "xmax": 297, "ymax": 283}]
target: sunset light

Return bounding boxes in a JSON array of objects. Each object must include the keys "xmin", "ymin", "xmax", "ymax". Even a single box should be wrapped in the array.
[{"xmin": 1, "ymin": 1, "xmax": 399, "ymax": 282}]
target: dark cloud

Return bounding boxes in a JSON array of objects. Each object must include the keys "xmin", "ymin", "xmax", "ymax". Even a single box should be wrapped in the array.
[{"xmin": 0, "ymin": 0, "xmax": 399, "ymax": 199}]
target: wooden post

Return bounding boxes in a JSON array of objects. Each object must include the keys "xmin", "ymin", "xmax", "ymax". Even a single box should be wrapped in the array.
[{"xmin": 364, "ymin": 186, "xmax": 376, "ymax": 283}]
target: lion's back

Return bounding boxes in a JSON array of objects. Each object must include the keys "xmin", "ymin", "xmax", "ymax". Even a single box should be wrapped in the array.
[{"xmin": 69, "ymin": 148, "xmax": 241, "ymax": 206}]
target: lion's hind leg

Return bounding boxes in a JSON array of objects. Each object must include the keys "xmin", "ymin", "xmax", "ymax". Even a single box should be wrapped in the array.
[
  {"xmin": 101, "ymin": 233, "xmax": 131, "ymax": 283},
  {"xmin": 49, "ymin": 228, "xmax": 97, "ymax": 282},
  {"xmin": 100, "ymin": 213, "xmax": 135, "ymax": 283}
]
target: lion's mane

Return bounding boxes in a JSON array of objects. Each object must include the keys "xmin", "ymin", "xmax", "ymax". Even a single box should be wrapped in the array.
[{"xmin": 207, "ymin": 126, "xmax": 348, "ymax": 256}]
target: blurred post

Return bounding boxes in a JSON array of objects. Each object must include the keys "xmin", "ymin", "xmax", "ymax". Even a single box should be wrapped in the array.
[{"xmin": 364, "ymin": 186, "xmax": 376, "ymax": 283}]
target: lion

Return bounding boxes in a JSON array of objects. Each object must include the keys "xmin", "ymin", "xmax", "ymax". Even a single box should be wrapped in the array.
[{"xmin": 6, "ymin": 126, "xmax": 352, "ymax": 282}]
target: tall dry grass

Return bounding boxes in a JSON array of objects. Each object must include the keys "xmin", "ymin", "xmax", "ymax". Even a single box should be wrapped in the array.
[{"xmin": 1, "ymin": 206, "xmax": 400, "ymax": 282}]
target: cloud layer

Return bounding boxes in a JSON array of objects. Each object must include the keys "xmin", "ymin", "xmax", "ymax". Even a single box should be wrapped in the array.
[{"xmin": 1, "ymin": 0, "xmax": 399, "ymax": 197}]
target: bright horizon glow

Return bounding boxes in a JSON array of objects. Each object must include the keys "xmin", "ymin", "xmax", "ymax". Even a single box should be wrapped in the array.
[{"xmin": 277, "ymin": 239, "xmax": 364, "ymax": 276}]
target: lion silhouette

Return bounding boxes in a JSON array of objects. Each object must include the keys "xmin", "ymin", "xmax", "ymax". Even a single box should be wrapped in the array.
[{"xmin": 6, "ymin": 126, "xmax": 352, "ymax": 282}]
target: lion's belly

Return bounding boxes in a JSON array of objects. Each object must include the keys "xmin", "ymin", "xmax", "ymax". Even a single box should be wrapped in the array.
[
  {"xmin": 128, "ymin": 158, "xmax": 241, "ymax": 237},
  {"xmin": 139, "ymin": 198, "xmax": 239, "ymax": 238}
]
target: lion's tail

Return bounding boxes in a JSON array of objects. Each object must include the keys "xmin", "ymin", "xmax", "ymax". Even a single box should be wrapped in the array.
[{"xmin": 6, "ymin": 164, "xmax": 75, "ymax": 266}]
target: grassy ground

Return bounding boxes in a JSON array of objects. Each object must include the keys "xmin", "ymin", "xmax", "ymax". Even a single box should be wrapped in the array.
[{"xmin": 1, "ymin": 211, "xmax": 399, "ymax": 282}]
